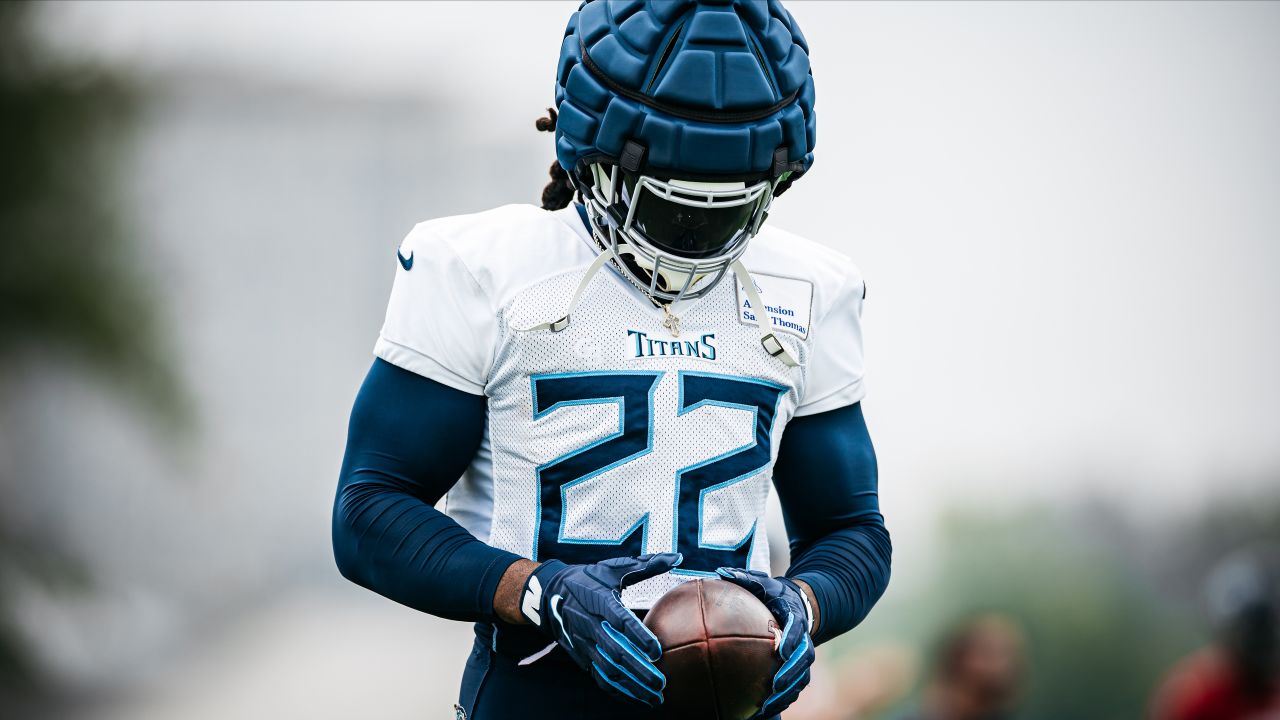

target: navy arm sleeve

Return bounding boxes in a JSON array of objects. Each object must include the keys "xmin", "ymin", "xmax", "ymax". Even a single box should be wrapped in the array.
[
  {"xmin": 775, "ymin": 402, "xmax": 891, "ymax": 645},
  {"xmin": 332, "ymin": 358, "xmax": 521, "ymax": 622}
]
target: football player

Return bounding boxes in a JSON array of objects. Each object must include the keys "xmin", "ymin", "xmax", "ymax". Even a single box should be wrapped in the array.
[{"xmin": 332, "ymin": 1, "xmax": 891, "ymax": 718}]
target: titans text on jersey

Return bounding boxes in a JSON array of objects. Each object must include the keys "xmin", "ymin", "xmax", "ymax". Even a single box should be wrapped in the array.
[{"xmin": 627, "ymin": 330, "xmax": 717, "ymax": 361}]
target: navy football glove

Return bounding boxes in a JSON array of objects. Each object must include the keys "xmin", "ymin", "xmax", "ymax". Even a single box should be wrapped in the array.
[
  {"xmin": 717, "ymin": 567, "xmax": 816, "ymax": 718},
  {"xmin": 522, "ymin": 553, "xmax": 682, "ymax": 707}
]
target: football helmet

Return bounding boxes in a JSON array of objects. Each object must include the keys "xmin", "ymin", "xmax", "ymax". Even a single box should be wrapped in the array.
[{"xmin": 553, "ymin": 0, "xmax": 816, "ymax": 303}]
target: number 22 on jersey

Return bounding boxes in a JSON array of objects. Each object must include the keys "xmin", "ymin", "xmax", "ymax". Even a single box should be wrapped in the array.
[{"xmin": 530, "ymin": 370, "xmax": 786, "ymax": 574}]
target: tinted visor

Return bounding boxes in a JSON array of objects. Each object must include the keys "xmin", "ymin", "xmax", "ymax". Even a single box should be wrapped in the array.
[{"xmin": 622, "ymin": 172, "xmax": 761, "ymax": 260}]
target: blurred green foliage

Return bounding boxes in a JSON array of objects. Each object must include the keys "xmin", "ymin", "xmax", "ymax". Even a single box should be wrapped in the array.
[
  {"xmin": 0, "ymin": 1, "xmax": 180, "ymax": 416},
  {"xmin": 0, "ymin": 0, "xmax": 179, "ymax": 698},
  {"xmin": 921, "ymin": 509, "xmax": 1200, "ymax": 720}
]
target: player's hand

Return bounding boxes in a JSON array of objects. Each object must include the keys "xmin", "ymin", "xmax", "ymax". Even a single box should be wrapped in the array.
[
  {"xmin": 716, "ymin": 567, "xmax": 816, "ymax": 718},
  {"xmin": 522, "ymin": 553, "xmax": 682, "ymax": 707}
]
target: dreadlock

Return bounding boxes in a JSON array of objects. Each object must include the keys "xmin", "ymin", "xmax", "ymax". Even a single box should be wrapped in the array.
[{"xmin": 536, "ymin": 108, "xmax": 577, "ymax": 210}]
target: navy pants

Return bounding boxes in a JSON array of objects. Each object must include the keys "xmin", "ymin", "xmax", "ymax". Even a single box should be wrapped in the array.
[{"xmin": 456, "ymin": 623, "xmax": 779, "ymax": 719}]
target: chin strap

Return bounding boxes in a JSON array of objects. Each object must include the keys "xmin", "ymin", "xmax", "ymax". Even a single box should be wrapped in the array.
[
  {"xmin": 731, "ymin": 260, "xmax": 800, "ymax": 367},
  {"xmin": 518, "ymin": 245, "xmax": 800, "ymax": 368}
]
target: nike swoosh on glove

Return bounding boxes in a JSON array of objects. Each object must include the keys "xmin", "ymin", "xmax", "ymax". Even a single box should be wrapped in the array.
[
  {"xmin": 716, "ymin": 567, "xmax": 816, "ymax": 718},
  {"xmin": 522, "ymin": 553, "xmax": 682, "ymax": 707}
]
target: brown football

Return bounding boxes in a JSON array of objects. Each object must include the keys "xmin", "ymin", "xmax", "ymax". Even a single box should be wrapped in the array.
[{"xmin": 643, "ymin": 578, "xmax": 780, "ymax": 719}]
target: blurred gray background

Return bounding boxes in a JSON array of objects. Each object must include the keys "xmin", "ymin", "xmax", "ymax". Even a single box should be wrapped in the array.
[{"xmin": 2, "ymin": 1, "xmax": 1278, "ymax": 718}]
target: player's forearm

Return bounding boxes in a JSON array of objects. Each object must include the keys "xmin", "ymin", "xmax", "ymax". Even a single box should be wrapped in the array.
[
  {"xmin": 773, "ymin": 401, "xmax": 890, "ymax": 644},
  {"xmin": 787, "ymin": 519, "xmax": 891, "ymax": 644},
  {"xmin": 333, "ymin": 483, "xmax": 522, "ymax": 622}
]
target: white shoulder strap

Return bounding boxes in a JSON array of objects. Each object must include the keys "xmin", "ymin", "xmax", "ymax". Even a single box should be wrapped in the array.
[{"xmin": 515, "ymin": 244, "xmax": 625, "ymax": 333}]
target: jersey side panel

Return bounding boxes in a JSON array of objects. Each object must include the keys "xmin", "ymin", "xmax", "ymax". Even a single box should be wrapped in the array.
[{"xmin": 443, "ymin": 423, "xmax": 496, "ymax": 543}]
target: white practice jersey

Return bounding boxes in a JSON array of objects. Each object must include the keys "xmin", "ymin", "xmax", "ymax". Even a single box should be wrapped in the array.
[{"xmin": 375, "ymin": 204, "xmax": 866, "ymax": 608}]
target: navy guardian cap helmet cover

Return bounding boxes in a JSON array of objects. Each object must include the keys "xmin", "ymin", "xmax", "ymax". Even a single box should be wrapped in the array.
[
  {"xmin": 553, "ymin": 0, "xmax": 816, "ymax": 182},
  {"xmin": 551, "ymin": 0, "xmax": 817, "ymax": 306}
]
